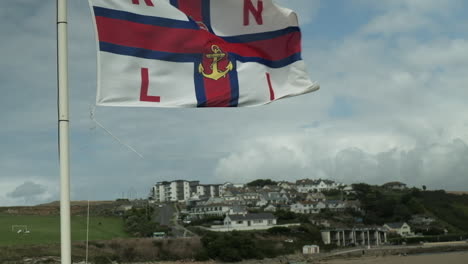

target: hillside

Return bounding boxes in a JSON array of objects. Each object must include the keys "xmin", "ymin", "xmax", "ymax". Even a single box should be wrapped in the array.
[
  {"xmin": 0, "ymin": 200, "xmax": 129, "ymax": 217},
  {"xmin": 352, "ymin": 184, "xmax": 468, "ymax": 233}
]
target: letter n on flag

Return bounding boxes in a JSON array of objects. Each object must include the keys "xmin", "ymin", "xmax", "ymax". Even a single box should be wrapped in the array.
[{"xmin": 89, "ymin": 0, "xmax": 319, "ymax": 107}]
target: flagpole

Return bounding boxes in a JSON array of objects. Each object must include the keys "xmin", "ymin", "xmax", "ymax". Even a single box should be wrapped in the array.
[
  {"xmin": 57, "ymin": 0, "xmax": 72, "ymax": 264},
  {"xmin": 86, "ymin": 200, "xmax": 90, "ymax": 264}
]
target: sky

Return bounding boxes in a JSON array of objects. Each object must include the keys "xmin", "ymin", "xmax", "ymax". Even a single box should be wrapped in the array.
[{"xmin": 1, "ymin": 0, "xmax": 468, "ymax": 206}]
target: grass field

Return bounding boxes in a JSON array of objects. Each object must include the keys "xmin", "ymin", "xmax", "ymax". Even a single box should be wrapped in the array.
[{"xmin": 0, "ymin": 214, "xmax": 129, "ymax": 246}]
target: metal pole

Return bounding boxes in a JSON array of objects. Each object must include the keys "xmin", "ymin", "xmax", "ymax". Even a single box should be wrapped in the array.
[
  {"xmin": 86, "ymin": 200, "xmax": 90, "ymax": 264},
  {"xmin": 57, "ymin": 0, "xmax": 71, "ymax": 263}
]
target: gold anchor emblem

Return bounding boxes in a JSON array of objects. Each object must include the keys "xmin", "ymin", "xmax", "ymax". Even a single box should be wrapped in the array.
[{"xmin": 198, "ymin": 45, "xmax": 233, "ymax": 81}]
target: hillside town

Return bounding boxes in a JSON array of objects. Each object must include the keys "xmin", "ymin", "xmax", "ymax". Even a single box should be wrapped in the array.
[
  {"xmin": 146, "ymin": 179, "xmax": 441, "ymax": 247},
  {"xmin": 1, "ymin": 179, "xmax": 467, "ymax": 263}
]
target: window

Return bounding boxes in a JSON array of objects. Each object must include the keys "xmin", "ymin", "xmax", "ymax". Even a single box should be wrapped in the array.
[
  {"xmin": 237, "ymin": 221, "xmax": 243, "ymax": 224},
  {"xmin": 253, "ymin": 220, "xmax": 263, "ymax": 224}
]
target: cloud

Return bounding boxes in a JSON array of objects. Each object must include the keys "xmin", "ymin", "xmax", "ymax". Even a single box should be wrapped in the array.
[
  {"xmin": 1, "ymin": 0, "xmax": 468, "ymax": 207},
  {"xmin": 2, "ymin": 180, "xmax": 58, "ymax": 206},
  {"xmin": 8, "ymin": 181, "xmax": 46, "ymax": 198},
  {"xmin": 274, "ymin": 0, "xmax": 320, "ymax": 25},
  {"xmin": 214, "ymin": 132, "xmax": 468, "ymax": 191},
  {"xmin": 358, "ymin": 0, "xmax": 465, "ymax": 36}
]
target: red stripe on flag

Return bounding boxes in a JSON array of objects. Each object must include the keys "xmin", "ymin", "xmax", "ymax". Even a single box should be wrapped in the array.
[
  {"xmin": 95, "ymin": 16, "xmax": 300, "ymax": 61},
  {"xmin": 236, "ymin": 32, "xmax": 301, "ymax": 61},
  {"xmin": 266, "ymin": 72, "xmax": 275, "ymax": 101},
  {"xmin": 177, "ymin": 0, "xmax": 203, "ymax": 22},
  {"xmin": 198, "ymin": 45, "xmax": 233, "ymax": 107},
  {"xmin": 96, "ymin": 16, "xmax": 204, "ymax": 54},
  {"xmin": 132, "ymin": 0, "xmax": 155, "ymax": 6},
  {"xmin": 175, "ymin": 0, "xmax": 232, "ymax": 107},
  {"xmin": 140, "ymin": 68, "xmax": 160, "ymax": 102},
  {"xmin": 203, "ymin": 77, "xmax": 232, "ymax": 107}
]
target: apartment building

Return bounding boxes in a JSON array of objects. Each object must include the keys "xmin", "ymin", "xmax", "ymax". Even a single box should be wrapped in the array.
[
  {"xmin": 152, "ymin": 180, "xmax": 198, "ymax": 202},
  {"xmin": 152, "ymin": 180, "xmax": 221, "ymax": 202}
]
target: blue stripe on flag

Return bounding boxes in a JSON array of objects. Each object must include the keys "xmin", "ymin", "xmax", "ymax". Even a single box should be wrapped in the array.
[
  {"xmin": 99, "ymin": 42, "xmax": 198, "ymax": 62},
  {"xmin": 231, "ymin": 53, "xmax": 303, "ymax": 68},
  {"xmin": 193, "ymin": 57, "xmax": 207, "ymax": 107},
  {"xmin": 201, "ymin": 0, "xmax": 214, "ymax": 34},
  {"xmin": 170, "ymin": 0, "xmax": 179, "ymax": 8},
  {"xmin": 99, "ymin": 43, "xmax": 301, "ymax": 68},
  {"xmin": 93, "ymin": 6, "xmax": 198, "ymax": 30},
  {"xmin": 221, "ymin": 27, "xmax": 301, "ymax": 43},
  {"xmin": 228, "ymin": 60, "xmax": 240, "ymax": 107}
]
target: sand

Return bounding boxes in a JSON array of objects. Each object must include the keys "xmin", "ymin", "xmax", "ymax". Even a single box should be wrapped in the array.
[
  {"xmin": 321, "ymin": 251, "xmax": 468, "ymax": 264},
  {"xmin": 128, "ymin": 250, "xmax": 468, "ymax": 264}
]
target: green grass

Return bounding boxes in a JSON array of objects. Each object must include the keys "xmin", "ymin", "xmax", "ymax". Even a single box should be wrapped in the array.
[{"xmin": 0, "ymin": 214, "xmax": 129, "ymax": 246}]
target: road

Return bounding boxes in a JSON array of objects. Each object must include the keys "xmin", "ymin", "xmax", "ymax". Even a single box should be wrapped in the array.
[
  {"xmin": 153, "ymin": 203, "xmax": 195, "ymax": 238},
  {"xmin": 153, "ymin": 203, "xmax": 174, "ymax": 226},
  {"xmin": 171, "ymin": 204, "xmax": 196, "ymax": 238}
]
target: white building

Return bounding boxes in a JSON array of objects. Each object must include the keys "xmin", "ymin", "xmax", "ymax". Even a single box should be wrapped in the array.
[
  {"xmin": 264, "ymin": 204, "xmax": 277, "ymax": 212},
  {"xmin": 152, "ymin": 180, "xmax": 222, "ymax": 203},
  {"xmin": 325, "ymin": 200, "xmax": 347, "ymax": 211},
  {"xmin": 224, "ymin": 213, "xmax": 277, "ymax": 231},
  {"xmin": 290, "ymin": 201, "xmax": 326, "ymax": 214},
  {"xmin": 190, "ymin": 204, "xmax": 247, "ymax": 217},
  {"xmin": 152, "ymin": 180, "xmax": 195, "ymax": 202},
  {"xmin": 296, "ymin": 179, "xmax": 342, "ymax": 193},
  {"xmin": 383, "ymin": 222, "xmax": 414, "ymax": 237},
  {"xmin": 303, "ymin": 245, "xmax": 320, "ymax": 255},
  {"xmin": 277, "ymin": 181, "xmax": 295, "ymax": 190},
  {"xmin": 196, "ymin": 184, "xmax": 221, "ymax": 198},
  {"xmin": 321, "ymin": 227, "xmax": 387, "ymax": 246},
  {"xmin": 305, "ymin": 192, "xmax": 326, "ymax": 201},
  {"xmin": 240, "ymin": 192, "xmax": 262, "ymax": 206}
]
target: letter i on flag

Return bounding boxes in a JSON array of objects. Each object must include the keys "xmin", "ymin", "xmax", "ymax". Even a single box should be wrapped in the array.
[{"xmin": 89, "ymin": 0, "xmax": 319, "ymax": 107}]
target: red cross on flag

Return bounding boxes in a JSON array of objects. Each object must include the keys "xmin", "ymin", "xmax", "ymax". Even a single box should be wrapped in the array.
[{"xmin": 89, "ymin": 0, "xmax": 319, "ymax": 107}]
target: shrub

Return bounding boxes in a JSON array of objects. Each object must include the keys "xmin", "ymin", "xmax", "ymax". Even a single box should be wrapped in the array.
[
  {"xmin": 267, "ymin": 226, "xmax": 291, "ymax": 234},
  {"xmin": 322, "ymin": 243, "xmax": 338, "ymax": 252},
  {"xmin": 194, "ymin": 249, "xmax": 210, "ymax": 261},
  {"xmin": 152, "ymin": 240, "xmax": 163, "ymax": 247},
  {"xmin": 89, "ymin": 241, "xmax": 105, "ymax": 248},
  {"xmin": 121, "ymin": 246, "xmax": 137, "ymax": 261},
  {"xmin": 108, "ymin": 241, "xmax": 121, "ymax": 250},
  {"xmin": 92, "ymin": 256, "xmax": 113, "ymax": 264}
]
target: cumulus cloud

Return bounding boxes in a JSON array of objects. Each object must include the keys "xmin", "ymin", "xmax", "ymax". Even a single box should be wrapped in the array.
[
  {"xmin": 7, "ymin": 181, "xmax": 46, "ymax": 198},
  {"xmin": 4, "ymin": 181, "xmax": 56, "ymax": 205},
  {"xmin": 1, "ymin": 0, "xmax": 468, "ymax": 206},
  {"xmin": 358, "ymin": 0, "xmax": 465, "ymax": 36},
  {"xmin": 274, "ymin": 0, "xmax": 320, "ymax": 25},
  {"xmin": 214, "ymin": 133, "xmax": 468, "ymax": 191}
]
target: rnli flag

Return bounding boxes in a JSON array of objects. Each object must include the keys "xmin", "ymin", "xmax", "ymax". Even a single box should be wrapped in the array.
[{"xmin": 89, "ymin": 0, "xmax": 319, "ymax": 107}]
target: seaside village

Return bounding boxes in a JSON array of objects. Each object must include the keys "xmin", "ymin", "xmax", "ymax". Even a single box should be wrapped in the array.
[{"xmin": 146, "ymin": 179, "xmax": 425, "ymax": 251}]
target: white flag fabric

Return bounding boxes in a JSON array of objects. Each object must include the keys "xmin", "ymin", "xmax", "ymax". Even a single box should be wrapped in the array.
[{"xmin": 89, "ymin": 0, "xmax": 319, "ymax": 107}]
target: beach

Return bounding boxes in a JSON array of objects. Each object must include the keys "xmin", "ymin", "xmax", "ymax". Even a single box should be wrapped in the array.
[
  {"xmin": 320, "ymin": 251, "xmax": 468, "ymax": 264},
  {"xmin": 141, "ymin": 250, "xmax": 468, "ymax": 264}
]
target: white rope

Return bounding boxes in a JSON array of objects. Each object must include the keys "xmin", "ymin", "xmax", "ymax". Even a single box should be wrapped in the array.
[
  {"xmin": 90, "ymin": 106, "xmax": 144, "ymax": 159},
  {"xmin": 85, "ymin": 200, "xmax": 89, "ymax": 264}
]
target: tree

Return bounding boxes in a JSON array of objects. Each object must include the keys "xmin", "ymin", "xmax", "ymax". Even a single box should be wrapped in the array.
[
  {"xmin": 422, "ymin": 185, "xmax": 427, "ymax": 191},
  {"xmin": 246, "ymin": 179, "xmax": 277, "ymax": 187}
]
